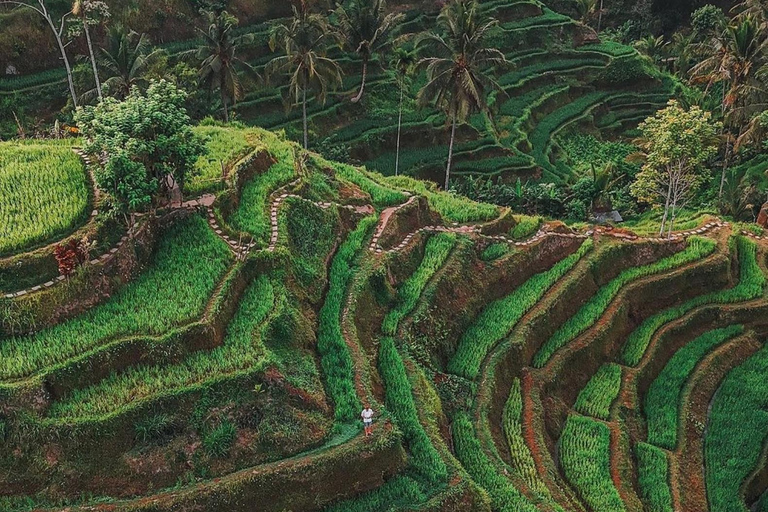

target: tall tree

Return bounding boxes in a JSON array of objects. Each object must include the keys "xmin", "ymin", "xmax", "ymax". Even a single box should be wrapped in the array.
[
  {"xmin": 391, "ymin": 46, "xmax": 416, "ymax": 176},
  {"xmin": 334, "ymin": 0, "xmax": 404, "ymax": 103},
  {"xmin": 629, "ymin": 101, "xmax": 721, "ymax": 237},
  {"xmin": 267, "ymin": 1, "xmax": 343, "ymax": 149},
  {"xmin": 71, "ymin": 0, "xmax": 110, "ymax": 102},
  {"xmin": 415, "ymin": 0, "xmax": 507, "ymax": 190},
  {"xmin": 87, "ymin": 27, "xmax": 163, "ymax": 101},
  {"xmin": 0, "ymin": 0, "xmax": 78, "ymax": 107},
  {"xmin": 192, "ymin": 10, "xmax": 258, "ymax": 123}
]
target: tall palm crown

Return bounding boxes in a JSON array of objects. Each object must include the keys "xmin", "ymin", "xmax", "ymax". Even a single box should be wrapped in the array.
[
  {"xmin": 194, "ymin": 10, "xmax": 257, "ymax": 122},
  {"xmin": 91, "ymin": 27, "xmax": 163, "ymax": 101},
  {"xmin": 335, "ymin": 0, "xmax": 404, "ymax": 102},
  {"xmin": 267, "ymin": 1, "xmax": 343, "ymax": 149},
  {"xmin": 415, "ymin": 0, "xmax": 506, "ymax": 189}
]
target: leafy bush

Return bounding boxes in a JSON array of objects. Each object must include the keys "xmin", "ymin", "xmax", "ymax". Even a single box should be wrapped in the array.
[
  {"xmin": 450, "ymin": 240, "xmax": 593, "ymax": 379},
  {"xmin": 317, "ymin": 216, "xmax": 378, "ymax": 422},
  {"xmin": 706, "ymin": 343, "xmax": 768, "ymax": 512},
  {"xmin": 382, "ymin": 233, "xmax": 457, "ymax": 335},
  {"xmin": 0, "ymin": 215, "xmax": 232, "ymax": 380},
  {"xmin": 0, "ymin": 142, "xmax": 89, "ymax": 255},
  {"xmin": 534, "ymin": 236, "xmax": 716, "ymax": 367},
  {"xmin": 559, "ymin": 414, "xmax": 626, "ymax": 512},
  {"xmin": 203, "ymin": 419, "xmax": 237, "ymax": 457},
  {"xmin": 645, "ymin": 325, "xmax": 743, "ymax": 449},
  {"xmin": 622, "ymin": 237, "xmax": 764, "ymax": 366},
  {"xmin": 453, "ymin": 411, "xmax": 538, "ymax": 512},
  {"xmin": 574, "ymin": 363, "xmax": 622, "ymax": 420},
  {"xmin": 635, "ymin": 442, "xmax": 674, "ymax": 512}
]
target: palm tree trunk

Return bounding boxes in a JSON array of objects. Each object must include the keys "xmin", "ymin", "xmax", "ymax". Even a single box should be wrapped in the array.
[
  {"xmin": 221, "ymin": 88, "xmax": 229, "ymax": 123},
  {"xmin": 445, "ymin": 115, "xmax": 456, "ymax": 191},
  {"xmin": 84, "ymin": 22, "xmax": 102, "ymax": 102},
  {"xmin": 597, "ymin": 0, "xmax": 604, "ymax": 32},
  {"xmin": 395, "ymin": 80, "xmax": 404, "ymax": 176},
  {"xmin": 303, "ymin": 87, "xmax": 308, "ymax": 150},
  {"xmin": 352, "ymin": 59, "xmax": 368, "ymax": 103}
]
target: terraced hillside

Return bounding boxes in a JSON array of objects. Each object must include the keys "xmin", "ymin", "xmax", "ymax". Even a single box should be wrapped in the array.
[
  {"xmin": 0, "ymin": 0, "xmax": 672, "ymax": 184},
  {"xmin": 2, "ymin": 126, "xmax": 768, "ymax": 512}
]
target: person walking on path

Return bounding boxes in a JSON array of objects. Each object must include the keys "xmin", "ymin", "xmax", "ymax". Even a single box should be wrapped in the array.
[{"xmin": 361, "ymin": 404, "xmax": 375, "ymax": 436}]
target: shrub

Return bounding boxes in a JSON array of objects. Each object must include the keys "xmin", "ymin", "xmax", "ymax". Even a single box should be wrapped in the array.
[
  {"xmin": 534, "ymin": 236, "xmax": 716, "ymax": 367},
  {"xmin": 635, "ymin": 442, "xmax": 674, "ymax": 512},
  {"xmin": 574, "ymin": 363, "xmax": 622, "ymax": 420},
  {"xmin": 645, "ymin": 325, "xmax": 743, "ymax": 449},
  {"xmin": 453, "ymin": 411, "xmax": 538, "ymax": 512},
  {"xmin": 559, "ymin": 414, "xmax": 626, "ymax": 512},
  {"xmin": 450, "ymin": 239, "xmax": 593, "ymax": 379},
  {"xmin": 382, "ymin": 233, "xmax": 457, "ymax": 336},
  {"xmin": 622, "ymin": 237, "xmax": 764, "ymax": 366}
]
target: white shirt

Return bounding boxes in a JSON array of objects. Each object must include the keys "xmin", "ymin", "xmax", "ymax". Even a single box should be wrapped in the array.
[{"xmin": 361, "ymin": 408, "xmax": 374, "ymax": 421}]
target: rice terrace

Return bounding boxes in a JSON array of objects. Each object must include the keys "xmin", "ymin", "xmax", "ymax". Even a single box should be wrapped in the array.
[{"xmin": 1, "ymin": 0, "xmax": 767, "ymax": 510}]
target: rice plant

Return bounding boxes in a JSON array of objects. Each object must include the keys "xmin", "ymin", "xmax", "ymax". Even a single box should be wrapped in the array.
[
  {"xmin": 0, "ymin": 215, "xmax": 232, "ymax": 381},
  {"xmin": 645, "ymin": 325, "xmax": 743, "ymax": 449},
  {"xmin": 622, "ymin": 237, "xmax": 764, "ymax": 366},
  {"xmin": 705, "ymin": 343, "xmax": 768, "ymax": 512},
  {"xmin": 559, "ymin": 414, "xmax": 626, "ymax": 512},
  {"xmin": 510, "ymin": 216, "xmax": 541, "ymax": 240},
  {"xmin": 326, "ymin": 475, "xmax": 427, "ymax": 512},
  {"xmin": 382, "ymin": 233, "xmax": 457, "ymax": 336},
  {"xmin": 481, "ymin": 242, "xmax": 510, "ymax": 261},
  {"xmin": 317, "ymin": 216, "xmax": 378, "ymax": 423},
  {"xmin": 635, "ymin": 442, "xmax": 674, "ymax": 512},
  {"xmin": 574, "ymin": 363, "xmax": 622, "ymax": 420},
  {"xmin": 449, "ymin": 239, "xmax": 593, "ymax": 379},
  {"xmin": 534, "ymin": 236, "xmax": 716, "ymax": 367},
  {"xmin": 452, "ymin": 411, "xmax": 538, "ymax": 512},
  {"xmin": 0, "ymin": 142, "xmax": 89, "ymax": 255},
  {"xmin": 187, "ymin": 126, "xmax": 259, "ymax": 195}
]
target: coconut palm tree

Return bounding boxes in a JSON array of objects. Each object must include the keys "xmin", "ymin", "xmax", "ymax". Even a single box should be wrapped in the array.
[
  {"xmin": 193, "ymin": 10, "xmax": 258, "ymax": 122},
  {"xmin": 415, "ymin": 0, "xmax": 507, "ymax": 190},
  {"xmin": 391, "ymin": 45, "xmax": 416, "ymax": 176},
  {"xmin": 334, "ymin": 0, "xmax": 404, "ymax": 102},
  {"xmin": 72, "ymin": 0, "xmax": 109, "ymax": 102},
  {"xmin": 86, "ymin": 27, "xmax": 163, "ymax": 101},
  {"xmin": 266, "ymin": 1, "xmax": 343, "ymax": 149},
  {"xmin": 634, "ymin": 34, "xmax": 667, "ymax": 66}
]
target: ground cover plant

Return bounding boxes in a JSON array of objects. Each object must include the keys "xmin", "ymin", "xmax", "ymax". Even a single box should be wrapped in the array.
[
  {"xmin": 0, "ymin": 141, "xmax": 89, "ymax": 255},
  {"xmin": 534, "ymin": 236, "xmax": 716, "ymax": 367},
  {"xmin": 622, "ymin": 237, "xmax": 765, "ymax": 366},
  {"xmin": 449, "ymin": 239, "xmax": 592, "ymax": 379},
  {"xmin": 0, "ymin": 214, "xmax": 231, "ymax": 380},
  {"xmin": 187, "ymin": 125, "xmax": 260, "ymax": 195}
]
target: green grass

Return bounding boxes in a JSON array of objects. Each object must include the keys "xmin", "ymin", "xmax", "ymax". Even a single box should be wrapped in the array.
[
  {"xmin": 622, "ymin": 237, "xmax": 765, "ymax": 366},
  {"xmin": 645, "ymin": 325, "xmax": 744, "ymax": 450},
  {"xmin": 326, "ymin": 475, "xmax": 428, "ymax": 512},
  {"xmin": 379, "ymin": 337, "xmax": 448, "ymax": 486},
  {"xmin": 449, "ymin": 239, "xmax": 593, "ymax": 379},
  {"xmin": 574, "ymin": 363, "xmax": 622, "ymax": 420},
  {"xmin": 0, "ymin": 141, "xmax": 89, "ymax": 255},
  {"xmin": 317, "ymin": 216, "xmax": 377, "ymax": 423},
  {"xmin": 502, "ymin": 378, "xmax": 556, "ymax": 500},
  {"xmin": 706, "ymin": 343, "xmax": 768, "ymax": 512},
  {"xmin": 534, "ymin": 236, "xmax": 716, "ymax": 367},
  {"xmin": 228, "ymin": 132, "xmax": 297, "ymax": 246},
  {"xmin": 46, "ymin": 274, "xmax": 279, "ymax": 419},
  {"xmin": 481, "ymin": 243, "xmax": 511, "ymax": 261},
  {"xmin": 559, "ymin": 414, "xmax": 626, "ymax": 512},
  {"xmin": 622, "ymin": 209, "xmax": 715, "ymax": 237},
  {"xmin": 453, "ymin": 411, "xmax": 538, "ymax": 512},
  {"xmin": 511, "ymin": 216, "xmax": 541, "ymax": 240},
  {"xmin": 0, "ymin": 215, "xmax": 232, "ymax": 380},
  {"xmin": 635, "ymin": 442, "xmax": 674, "ymax": 512},
  {"xmin": 187, "ymin": 126, "xmax": 258, "ymax": 196},
  {"xmin": 382, "ymin": 233, "xmax": 457, "ymax": 336},
  {"xmin": 318, "ymin": 157, "xmax": 407, "ymax": 208}
]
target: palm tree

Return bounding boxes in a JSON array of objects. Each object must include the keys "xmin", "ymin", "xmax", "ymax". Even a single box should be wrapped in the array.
[
  {"xmin": 391, "ymin": 46, "xmax": 416, "ymax": 176},
  {"xmin": 87, "ymin": 27, "xmax": 163, "ymax": 101},
  {"xmin": 193, "ymin": 10, "xmax": 258, "ymax": 122},
  {"xmin": 72, "ymin": 0, "xmax": 109, "ymax": 102},
  {"xmin": 267, "ymin": 1, "xmax": 343, "ymax": 149},
  {"xmin": 634, "ymin": 34, "xmax": 667, "ymax": 66},
  {"xmin": 334, "ymin": 0, "xmax": 404, "ymax": 103},
  {"xmin": 415, "ymin": 0, "xmax": 507, "ymax": 190},
  {"xmin": 574, "ymin": 0, "xmax": 597, "ymax": 26}
]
